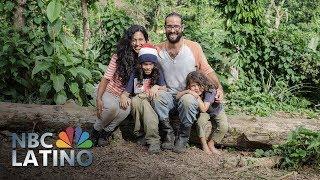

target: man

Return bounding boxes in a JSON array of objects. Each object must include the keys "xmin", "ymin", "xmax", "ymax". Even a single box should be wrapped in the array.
[{"xmin": 153, "ymin": 12, "xmax": 227, "ymax": 153}]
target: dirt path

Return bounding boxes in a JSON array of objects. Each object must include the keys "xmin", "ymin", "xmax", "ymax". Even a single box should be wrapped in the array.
[
  {"xmin": 1, "ymin": 136, "xmax": 319, "ymax": 180},
  {"xmin": 1, "ymin": 114, "xmax": 319, "ymax": 179}
]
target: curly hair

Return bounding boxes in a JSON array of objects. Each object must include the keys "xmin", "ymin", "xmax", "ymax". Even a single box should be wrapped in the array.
[
  {"xmin": 115, "ymin": 25, "xmax": 149, "ymax": 85},
  {"xmin": 135, "ymin": 63, "xmax": 161, "ymax": 86},
  {"xmin": 186, "ymin": 71, "xmax": 214, "ymax": 91}
]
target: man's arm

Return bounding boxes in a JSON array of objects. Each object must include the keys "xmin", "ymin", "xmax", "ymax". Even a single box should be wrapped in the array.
[
  {"xmin": 206, "ymin": 71, "xmax": 224, "ymax": 103},
  {"xmin": 192, "ymin": 41, "xmax": 224, "ymax": 102}
]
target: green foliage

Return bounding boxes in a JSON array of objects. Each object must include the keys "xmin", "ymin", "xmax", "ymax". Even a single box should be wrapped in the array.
[
  {"xmin": 46, "ymin": 0, "xmax": 62, "ymax": 23},
  {"xmin": 1, "ymin": 0, "xmax": 319, "ymax": 116},
  {"xmin": 284, "ymin": 0, "xmax": 320, "ymax": 24},
  {"xmin": 0, "ymin": 0, "xmax": 103, "ymax": 105},
  {"xmin": 254, "ymin": 127, "xmax": 320, "ymax": 170},
  {"xmin": 254, "ymin": 149, "xmax": 275, "ymax": 158},
  {"xmin": 93, "ymin": 2, "xmax": 133, "ymax": 64},
  {"xmin": 274, "ymin": 127, "xmax": 320, "ymax": 169},
  {"xmin": 216, "ymin": 0, "xmax": 320, "ymax": 116}
]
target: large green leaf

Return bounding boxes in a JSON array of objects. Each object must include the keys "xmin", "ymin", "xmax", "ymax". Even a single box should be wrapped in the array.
[
  {"xmin": 69, "ymin": 82, "xmax": 79, "ymax": 96},
  {"xmin": 54, "ymin": 90, "xmax": 67, "ymax": 105},
  {"xmin": 46, "ymin": 0, "xmax": 62, "ymax": 23},
  {"xmin": 77, "ymin": 67, "xmax": 92, "ymax": 80},
  {"xmin": 97, "ymin": 62, "xmax": 106, "ymax": 72},
  {"xmin": 50, "ymin": 74, "xmax": 65, "ymax": 92},
  {"xmin": 39, "ymin": 82, "xmax": 52, "ymax": 97},
  {"xmin": 32, "ymin": 61, "xmax": 51, "ymax": 78},
  {"xmin": 84, "ymin": 83, "xmax": 95, "ymax": 97},
  {"xmin": 68, "ymin": 67, "xmax": 78, "ymax": 77},
  {"xmin": 47, "ymin": 19, "xmax": 62, "ymax": 39}
]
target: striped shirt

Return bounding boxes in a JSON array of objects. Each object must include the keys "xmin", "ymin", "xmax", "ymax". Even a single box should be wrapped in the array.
[{"xmin": 103, "ymin": 54, "xmax": 125, "ymax": 97}]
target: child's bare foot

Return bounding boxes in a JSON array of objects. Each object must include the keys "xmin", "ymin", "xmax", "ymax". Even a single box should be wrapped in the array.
[
  {"xmin": 208, "ymin": 140, "xmax": 221, "ymax": 155},
  {"xmin": 202, "ymin": 144, "xmax": 212, "ymax": 155},
  {"xmin": 200, "ymin": 137, "xmax": 212, "ymax": 155}
]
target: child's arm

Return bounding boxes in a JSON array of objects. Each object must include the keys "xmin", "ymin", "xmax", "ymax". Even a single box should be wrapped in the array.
[{"xmin": 197, "ymin": 98, "xmax": 211, "ymax": 113}]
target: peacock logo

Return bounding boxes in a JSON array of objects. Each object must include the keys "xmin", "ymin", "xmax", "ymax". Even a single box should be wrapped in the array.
[{"xmin": 56, "ymin": 127, "xmax": 93, "ymax": 149}]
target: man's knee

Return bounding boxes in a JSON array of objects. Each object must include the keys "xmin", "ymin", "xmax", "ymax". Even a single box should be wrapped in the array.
[
  {"xmin": 179, "ymin": 94, "xmax": 198, "ymax": 109},
  {"xmin": 152, "ymin": 90, "xmax": 171, "ymax": 105}
]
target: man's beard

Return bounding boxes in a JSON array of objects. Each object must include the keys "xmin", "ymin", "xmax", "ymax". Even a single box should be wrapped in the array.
[{"xmin": 166, "ymin": 32, "xmax": 182, "ymax": 44}]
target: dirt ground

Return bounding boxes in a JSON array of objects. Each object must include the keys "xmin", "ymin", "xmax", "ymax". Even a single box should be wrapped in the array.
[
  {"xmin": 1, "ymin": 113, "xmax": 320, "ymax": 180},
  {"xmin": 1, "ymin": 133, "xmax": 319, "ymax": 180}
]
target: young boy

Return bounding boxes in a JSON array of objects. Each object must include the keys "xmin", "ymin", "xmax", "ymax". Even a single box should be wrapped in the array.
[{"xmin": 176, "ymin": 71, "xmax": 228, "ymax": 155}]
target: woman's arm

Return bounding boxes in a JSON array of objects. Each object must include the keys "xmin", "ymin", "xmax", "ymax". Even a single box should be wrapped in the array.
[{"xmin": 96, "ymin": 77, "xmax": 109, "ymax": 119}]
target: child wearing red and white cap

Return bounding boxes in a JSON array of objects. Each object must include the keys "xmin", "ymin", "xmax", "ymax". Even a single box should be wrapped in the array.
[{"xmin": 121, "ymin": 43, "xmax": 166, "ymax": 154}]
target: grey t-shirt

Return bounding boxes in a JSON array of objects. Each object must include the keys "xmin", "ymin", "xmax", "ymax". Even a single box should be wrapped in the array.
[{"xmin": 158, "ymin": 45, "xmax": 197, "ymax": 94}]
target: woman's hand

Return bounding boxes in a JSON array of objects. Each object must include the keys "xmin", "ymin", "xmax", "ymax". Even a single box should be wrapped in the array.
[
  {"xmin": 96, "ymin": 98, "xmax": 104, "ymax": 119},
  {"xmin": 120, "ymin": 93, "xmax": 131, "ymax": 109}
]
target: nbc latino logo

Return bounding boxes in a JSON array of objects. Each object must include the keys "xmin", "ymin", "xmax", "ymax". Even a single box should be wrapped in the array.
[
  {"xmin": 56, "ymin": 127, "xmax": 93, "ymax": 149},
  {"xmin": 12, "ymin": 126, "xmax": 94, "ymax": 167}
]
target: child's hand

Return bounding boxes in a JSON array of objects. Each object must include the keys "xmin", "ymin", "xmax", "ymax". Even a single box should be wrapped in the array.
[
  {"xmin": 148, "ymin": 85, "xmax": 159, "ymax": 100},
  {"xmin": 188, "ymin": 90, "xmax": 200, "ymax": 99}
]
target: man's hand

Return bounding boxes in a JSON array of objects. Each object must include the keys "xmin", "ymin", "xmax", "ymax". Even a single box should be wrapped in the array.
[
  {"xmin": 96, "ymin": 98, "xmax": 104, "ymax": 119},
  {"xmin": 120, "ymin": 93, "xmax": 131, "ymax": 109},
  {"xmin": 148, "ymin": 85, "xmax": 159, "ymax": 100},
  {"xmin": 215, "ymin": 88, "xmax": 224, "ymax": 103}
]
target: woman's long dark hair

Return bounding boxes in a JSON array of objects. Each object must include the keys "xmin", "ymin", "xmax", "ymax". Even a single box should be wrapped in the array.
[
  {"xmin": 115, "ymin": 25, "xmax": 149, "ymax": 85},
  {"xmin": 136, "ymin": 63, "xmax": 161, "ymax": 86}
]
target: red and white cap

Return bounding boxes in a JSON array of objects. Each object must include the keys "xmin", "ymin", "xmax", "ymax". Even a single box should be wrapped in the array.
[{"xmin": 138, "ymin": 43, "xmax": 158, "ymax": 64}]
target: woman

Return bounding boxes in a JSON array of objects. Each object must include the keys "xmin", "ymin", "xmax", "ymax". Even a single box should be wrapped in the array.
[{"xmin": 92, "ymin": 25, "xmax": 149, "ymax": 146}]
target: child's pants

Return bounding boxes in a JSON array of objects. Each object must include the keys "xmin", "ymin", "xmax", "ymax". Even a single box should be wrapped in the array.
[
  {"xmin": 131, "ymin": 93, "xmax": 160, "ymax": 145},
  {"xmin": 94, "ymin": 91, "xmax": 130, "ymax": 132},
  {"xmin": 197, "ymin": 110, "xmax": 228, "ymax": 143}
]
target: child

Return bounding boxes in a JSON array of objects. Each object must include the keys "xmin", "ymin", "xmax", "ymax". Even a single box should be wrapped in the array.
[
  {"xmin": 176, "ymin": 71, "xmax": 228, "ymax": 155},
  {"xmin": 121, "ymin": 43, "xmax": 166, "ymax": 154}
]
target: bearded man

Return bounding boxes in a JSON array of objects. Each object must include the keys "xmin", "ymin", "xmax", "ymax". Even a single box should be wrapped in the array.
[{"xmin": 153, "ymin": 12, "xmax": 227, "ymax": 153}]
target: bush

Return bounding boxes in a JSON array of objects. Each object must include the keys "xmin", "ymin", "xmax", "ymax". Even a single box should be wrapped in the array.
[{"xmin": 274, "ymin": 127, "xmax": 320, "ymax": 169}]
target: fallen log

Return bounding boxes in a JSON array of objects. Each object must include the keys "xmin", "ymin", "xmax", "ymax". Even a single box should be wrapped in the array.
[
  {"xmin": 1, "ymin": 102, "xmax": 320, "ymax": 149},
  {"xmin": 0, "ymin": 101, "xmax": 96, "ymax": 132}
]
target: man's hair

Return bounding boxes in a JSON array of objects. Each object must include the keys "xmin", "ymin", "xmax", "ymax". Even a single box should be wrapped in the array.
[{"xmin": 165, "ymin": 12, "xmax": 183, "ymax": 25}]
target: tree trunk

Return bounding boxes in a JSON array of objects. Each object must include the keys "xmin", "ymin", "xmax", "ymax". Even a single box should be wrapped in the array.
[
  {"xmin": 13, "ymin": 0, "xmax": 27, "ymax": 30},
  {"xmin": 81, "ymin": 0, "xmax": 90, "ymax": 55},
  {"xmin": 1, "ymin": 102, "xmax": 320, "ymax": 150}
]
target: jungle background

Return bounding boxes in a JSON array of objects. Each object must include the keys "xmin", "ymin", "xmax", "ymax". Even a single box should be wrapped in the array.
[{"xmin": 1, "ymin": 0, "xmax": 320, "ymax": 179}]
